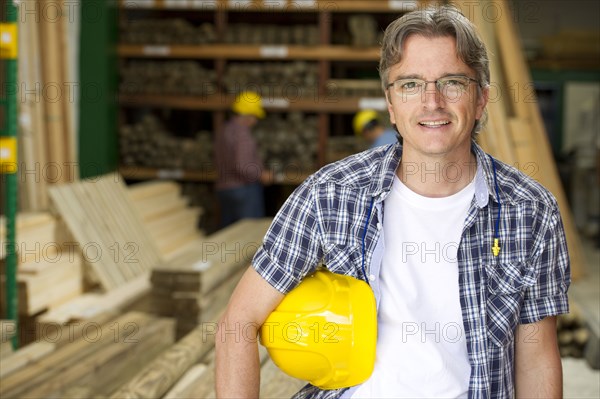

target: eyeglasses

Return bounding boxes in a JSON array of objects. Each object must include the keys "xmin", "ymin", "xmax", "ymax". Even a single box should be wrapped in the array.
[{"xmin": 386, "ymin": 75, "xmax": 480, "ymax": 100}]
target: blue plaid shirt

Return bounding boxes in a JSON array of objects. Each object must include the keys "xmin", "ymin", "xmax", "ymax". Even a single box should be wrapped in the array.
[{"xmin": 253, "ymin": 142, "xmax": 570, "ymax": 399}]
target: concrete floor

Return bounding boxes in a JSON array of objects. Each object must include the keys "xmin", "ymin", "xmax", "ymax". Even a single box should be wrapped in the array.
[{"xmin": 564, "ymin": 235, "xmax": 600, "ymax": 398}]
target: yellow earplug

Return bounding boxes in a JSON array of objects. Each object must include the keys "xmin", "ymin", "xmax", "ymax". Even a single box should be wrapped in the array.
[{"xmin": 492, "ymin": 238, "xmax": 501, "ymax": 257}]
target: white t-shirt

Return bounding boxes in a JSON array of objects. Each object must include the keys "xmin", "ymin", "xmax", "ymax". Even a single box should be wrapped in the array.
[{"xmin": 351, "ymin": 175, "xmax": 475, "ymax": 399}]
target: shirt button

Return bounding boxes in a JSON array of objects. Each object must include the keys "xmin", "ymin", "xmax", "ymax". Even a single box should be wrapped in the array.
[{"xmin": 369, "ymin": 274, "xmax": 376, "ymax": 281}]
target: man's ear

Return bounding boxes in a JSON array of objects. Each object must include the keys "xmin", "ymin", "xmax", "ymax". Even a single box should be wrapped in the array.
[
  {"xmin": 475, "ymin": 85, "xmax": 489, "ymax": 120},
  {"xmin": 386, "ymin": 91, "xmax": 396, "ymax": 126}
]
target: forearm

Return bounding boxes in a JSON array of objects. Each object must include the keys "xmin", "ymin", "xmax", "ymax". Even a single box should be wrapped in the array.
[
  {"xmin": 215, "ymin": 320, "xmax": 261, "ymax": 398},
  {"xmin": 515, "ymin": 360, "xmax": 563, "ymax": 398},
  {"xmin": 514, "ymin": 317, "xmax": 563, "ymax": 399}
]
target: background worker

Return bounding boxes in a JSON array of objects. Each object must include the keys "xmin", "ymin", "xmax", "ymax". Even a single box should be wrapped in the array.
[
  {"xmin": 353, "ymin": 109, "xmax": 399, "ymax": 148},
  {"xmin": 214, "ymin": 91, "xmax": 273, "ymax": 227},
  {"xmin": 216, "ymin": 6, "xmax": 570, "ymax": 399}
]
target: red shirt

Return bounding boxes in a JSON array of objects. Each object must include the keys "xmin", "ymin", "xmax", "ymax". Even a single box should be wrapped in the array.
[{"xmin": 215, "ymin": 118, "xmax": 264, "ymax": 190}]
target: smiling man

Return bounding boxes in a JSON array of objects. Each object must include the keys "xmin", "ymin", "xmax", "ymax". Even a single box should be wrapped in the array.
[{"xmin": 216, "ymin": 5, "xmax": 570, "ymax": 399}]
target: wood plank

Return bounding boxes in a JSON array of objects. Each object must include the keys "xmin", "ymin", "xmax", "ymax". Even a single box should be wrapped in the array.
[
  {"xmin": 108, "ymin": 322, "xmax": 216, "ymax": 399},
  {"xmin": 0, "ymin": 312, "xmax": 152, "ymax": 398},
  {"xmin": 162, "ymin": 364, "xmax": 208, "ymax": 399},
  {"xmin": 0, "ymin": 341, "xmax": 56, "ymax": 378},
  {"xmin": 260, "ymin": 358, "xmax": 306, "ymax": 399},
  {"xmin": 21, "ymin": 317, "xmax": 175, "ymax": 399},
  {"xmin": 38, "ymin": 273, "xmax": 151, "ymax": 326},
  {"xmin": 127, "ymin": 180, "xmax": 180, "ymax": 202},
  {"xmin": 39, "ymin": 0, "xmax": 68, "ymax": 183},
  {"xmin": 492, "ymin": 0, "xmax": 585, "ymax": 280},
  {"xmin": 1, "ymin": 320, "xmax": 17, "ymax": 342}
]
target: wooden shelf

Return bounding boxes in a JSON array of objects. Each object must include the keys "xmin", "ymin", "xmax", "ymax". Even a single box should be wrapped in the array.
[
  {"xmin": 119, "ymin": 93, "xmax": 388, "ymax": 112},
  {"xmin": 119, "ymin": 166, "xmax": 311, "ymax": 185},
  {"xmin": 119, "ymin": 0, "xmax": 419, "ymax": 12},
  {"xmin": 118, "ymin": 44, "xmax": 380, "ymax": 61}
]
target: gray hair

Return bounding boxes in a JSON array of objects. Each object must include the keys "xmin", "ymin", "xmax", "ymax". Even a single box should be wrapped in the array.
[{"xmin": 379, "ymin": 5, "xmax": 490, "ymax": 136}]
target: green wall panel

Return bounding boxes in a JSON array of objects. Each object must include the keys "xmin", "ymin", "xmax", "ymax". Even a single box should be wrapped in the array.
[{"xmin": 79, "ymin": 0, "xmax": 118, "ymax": 178}]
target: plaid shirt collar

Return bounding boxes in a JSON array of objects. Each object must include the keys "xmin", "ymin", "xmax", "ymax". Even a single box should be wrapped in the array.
[{"xmin": 367, "ymin": 141, "xmax": 496, "ymax": 208}]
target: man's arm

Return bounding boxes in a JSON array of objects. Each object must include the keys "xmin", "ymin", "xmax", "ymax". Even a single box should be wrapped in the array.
[
  {"xmin": 215, "ymin": 267, "xmax": 285, "ymax": 398},
  {"xmin": 514, "ymin": 316, "xmax": 562, "ymax": 398}
]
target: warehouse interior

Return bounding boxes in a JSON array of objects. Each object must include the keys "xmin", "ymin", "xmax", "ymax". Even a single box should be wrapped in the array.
[{"xmin": 0, "ymin": 0, "xmax": 599, "ymax": 397}]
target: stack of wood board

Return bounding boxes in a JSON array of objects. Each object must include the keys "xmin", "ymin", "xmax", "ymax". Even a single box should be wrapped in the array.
[
  {"xmin": 127, "ymin": 180, "xmax": 204, "ymax": 260},
  {"xmin": 0, "ymin": 213, "xmax": 83, "ymax": 316},
  {"xmin": 151, "ymin": 218, "xmax": 271, "ymax": 338},
  {"xmin": 1, "ymin": 320, "xmax": 17, "ymax": 358},
  {"xmin": 17, "ymin": 0, "xmax": 79, "ymax": 212},
  {"xmin": 110, "ymin": 285, "xmax": 304, "ymax": 399},
  {"xmin": 453, "ymin": 0, "xmax": 585, "ymax": 279},
  {"xmin": 48, "ymin": 173, "xmax": 163, "ymax": 291},
  {"xmin": 0, "ymin": 311, "xmax": 175, "ymax": 399}
]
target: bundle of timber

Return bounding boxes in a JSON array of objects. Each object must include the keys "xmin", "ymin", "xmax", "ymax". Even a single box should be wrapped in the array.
[
  {"xmin": 348, "ymin": 15, "xmax": 380, "ymax": 47},
  {"xmin": 120, "ymin": 18, "xmax": 216, "ymax": 45},
  {"xmin": 1, "ymin": 320, "xmax": 17, "ymax": 358},
  {"xmin": 0, "ymin": 213, "xmax": 83, "ymax": 317},
  {"xmin": 127, "ymin": 180, "xmax": 205, "ymax": 260},
  {"xmin": 48, "ymin": 173, "xmax": 162, "ymax": 291},
  {"xmin": 17, "ymin": 0, "xmax": 79, "ymax": 211},
  {"xmin": 120, "ymin": 114, "xmax": 214, "ymax": 170},
  {"xmin": 225, "ymin": 23, "xmax": 319, "ymax": 45},
  {"xmin": 453, "ymin": 0, "xmax": 585, "ymax": 279},
  {"xmin": 327, "ymin": 79, "xmax": 383, "ymax": 98},
  {"xmin": 151, "ymin": 218, "xmax": 271, "ymax": 338},
  {"xmin": 0, "ymin": 311, "xmax": 175, "ymax": 399},
  {"xmin": 253, "ymin": 112, "xmax": 319, "ymax": 171},
  {"xmin": 120, "ymin": 60, "xmax": 217, "ymax": 96},
  {"xmin": 223, "ymin": 61, "xmax": 319, "ymax": 97}
]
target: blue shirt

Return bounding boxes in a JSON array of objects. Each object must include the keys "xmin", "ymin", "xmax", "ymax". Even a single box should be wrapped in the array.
[
  {"xmin": 252, "ymin": 142, "xmax": 570, "ymax": 399},
  {"xmin": 371, "ymin": 128, "xmax": 398, "ymax": 149}
]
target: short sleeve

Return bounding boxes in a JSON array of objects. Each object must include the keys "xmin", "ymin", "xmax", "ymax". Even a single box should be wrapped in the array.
[
  {"xmin": 519, "ymin": 209, "xmax": 571, "ymax": 324},
  {"xmin": 252, "ymin": 176, "xmax": 324, "ymax": 294}
]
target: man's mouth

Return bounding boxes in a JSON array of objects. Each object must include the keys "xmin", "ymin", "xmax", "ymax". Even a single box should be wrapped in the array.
[{"xmin": 419, "ymin": 120, "xmax": 451, "ymax": 127}]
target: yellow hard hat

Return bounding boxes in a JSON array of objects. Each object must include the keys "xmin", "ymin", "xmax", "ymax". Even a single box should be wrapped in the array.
[
  {"xmin": 353, "ymin": 110, "xmax": 379, "ymax": 136},
  {"xmin": 232, "ymin": 91, "xmax": 266, "ymax": 119},
  {"xmin": 259, "ymin": 269, "xmax": 377, "ymax": 390}
]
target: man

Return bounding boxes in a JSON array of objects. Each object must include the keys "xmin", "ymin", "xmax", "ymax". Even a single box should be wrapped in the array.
[
  {"xmin": 353, "ymin": 109, "xmax": 399, "ymax": 148},
  {"xmin": 214, "ymin": 91, "xmax": 272, "ymax": 227},
  {"xmin": 216, "ymin": 6, "xmax": 570, "ymax": 398}
]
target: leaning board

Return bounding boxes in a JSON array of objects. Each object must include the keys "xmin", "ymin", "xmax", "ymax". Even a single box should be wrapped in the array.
[{"xmin": 48, "ymin": 173, "xmax": 162, "ymax": 290}]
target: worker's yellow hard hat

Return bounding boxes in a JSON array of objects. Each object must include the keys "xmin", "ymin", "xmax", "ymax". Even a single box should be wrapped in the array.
[
  {"xmin": 353, "ymin": 109, "xmax": 379, "ymax": 136},
  {"xmin": 259, "ymin": 269, "xmax": 377, "ymax": 390},
  {"xmin": 232, "ymin": 91, "xmax": 266, "ymax": 119}
]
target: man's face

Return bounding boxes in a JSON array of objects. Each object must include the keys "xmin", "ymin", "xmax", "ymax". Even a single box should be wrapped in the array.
[{"xmin": 386, "ymin": 35, "xmax": 488, "ymax": 160}]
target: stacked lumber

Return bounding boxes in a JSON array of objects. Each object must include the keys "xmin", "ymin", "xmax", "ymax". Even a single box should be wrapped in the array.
[
  {"xmin": 223, "ymin": 61, "xmax": 319, "ymax": 97},
  {"xmin": 16, "ymin": 0, "xmax": 79, "ymax": 212},
  {"xmin": 119, "ymin": 114, "xmax": 214, "ymax": 170},
  {"xmin": 253, "ymin": 112, "xmax": 319, "ymax": 170},
  {"xmin": 0, "ymin": 213, "xmax": 83, "ymax": 316},
  {"xmin": 151, "ymin": 218, "xmax": 271, "ymax": 338},
  {"xmin": 127, "ymin": 180, "xmax": 205, "ymax": 260},
  {"xmin": 224, "ymin": 23, "xmax": 319, "ymax": 45},
  {"xmin": 0, "ymin": 311, "xmax": 175, "ymax": 399},
  {"xmin": 1, "ymin": 320, "xmax": 17, "ymax": 358},
  {"xmin": 120, "ymin": 19, "xmax": 216, "ymax": 45},
  {"xmin": 454, "ymin": 0, "xmax": 585, "ymax": 279},
  {"xmin": 120, "ymin": 60, "xmax": 217, "ymax": 96},
  {"xmin": 348, "ymin": 15, "xmax": 380, "ymax": 47},
  {"xmin": 327, "ymin": 79, "xmax": 383, "ymax": 98},
  {"xmin": 47, "ymin": 173, "xmax": 162, "ymax": 291}
]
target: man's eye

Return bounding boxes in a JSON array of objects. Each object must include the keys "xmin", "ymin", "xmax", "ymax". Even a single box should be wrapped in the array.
[
  {"xmin": 401, "ymin": 81, "xmax": 418, "ymax": 90},
  {"xmin": 444, "ymin": 79, "xmax": 464, "ymax": 87}
]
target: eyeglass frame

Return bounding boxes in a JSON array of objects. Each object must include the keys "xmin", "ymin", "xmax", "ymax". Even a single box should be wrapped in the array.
[{"xmin": 386, "ymin": 75, "xmax": 481, "ymax": 100}]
